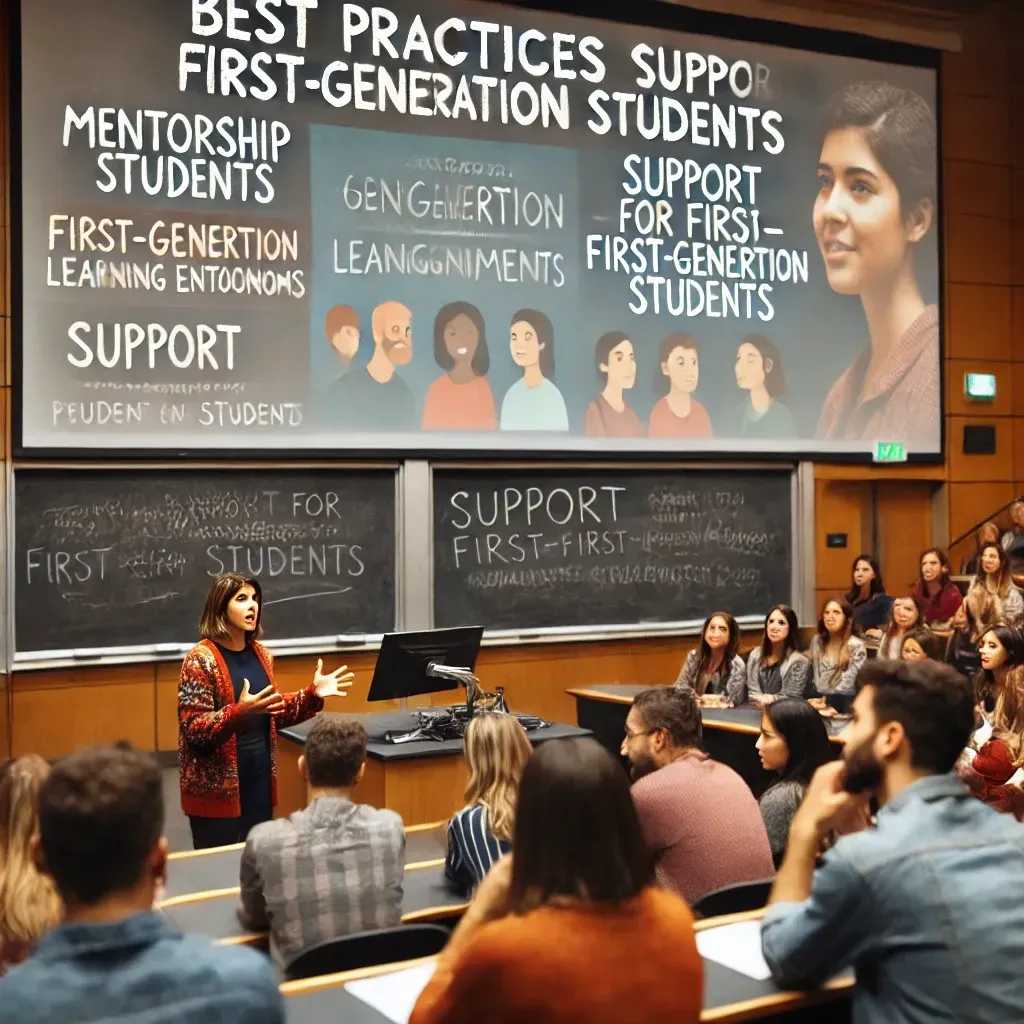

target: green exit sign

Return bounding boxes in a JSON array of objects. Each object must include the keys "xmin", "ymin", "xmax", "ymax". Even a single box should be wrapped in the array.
[{"xmin": 873, "ymin": 441, "xmax": 907, "ymax": 463}]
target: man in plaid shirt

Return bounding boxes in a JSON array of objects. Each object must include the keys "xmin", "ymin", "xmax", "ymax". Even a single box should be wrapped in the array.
[{"xmin": 238, "ymin": 715, "xmax": 405, "ymax": 969}]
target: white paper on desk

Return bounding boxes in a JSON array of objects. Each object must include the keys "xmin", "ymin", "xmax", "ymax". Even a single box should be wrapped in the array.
[
  {"xmin": 345, "ymin": 961, "xmax": 438, "ymax": 1024},
  {"xmin": 696, "ymin": 920, "xmax": 772, "ymax": 981}
]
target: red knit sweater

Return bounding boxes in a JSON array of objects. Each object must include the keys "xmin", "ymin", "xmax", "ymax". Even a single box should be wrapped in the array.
[{"xmin": 177, "ymin": 639, "xmax": 323, "ymax": 818}]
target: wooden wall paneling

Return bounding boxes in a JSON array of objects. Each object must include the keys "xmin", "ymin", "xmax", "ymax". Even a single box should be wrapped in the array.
[
  {"xmin": 946, "ymin": 284, "xmax": 1012, "ymax": 361},
  {"xmin": 946, "ymin": 360, "xmax": 1012, "ymax": 419},
  {"xmin": 814, "ymin": 479, "xmax": 872, "ymax": 592},
  {"xmin": 1013, "ymin": 418, "xmax": 1024, "ymax": 484},
  {"xmin": 0, "ymin": 682, "xmax": 9, "ymax": 759},
  {"xmin": 947, "ymin": 417, "xmax": 1014, "ymax": 483},
  {"xmin": 947, "ymin": 482, "xmax": 1017, "ymax": 545},
  {"xmin": 942, "ymin": 10, "xmax": 1007, "ymax": 100},
  {"xmin": 943, "ymin": 161, "xmax": 1010, "ymax": 222},
  {"xmin": 1012, "ymin": 222, "xmax": 1024, "ymax": 288},
  {"xmin": 1014, "ymin": 289, "xmax": 1024, "ymax": 359},
  {"xmin": 874, "ymin": 483, "xmax": 936, "ymax": 593},
  {"xmin": 942, "ymin": 95, "xmax": 1010, "ymax": 166},
  {"xmin": 11, "ymin": 666, "xmax": 158, "ymax": 758},
  {"xmin": 946, "ymin": 214, "xmax": 1011, "ymax": 286}
]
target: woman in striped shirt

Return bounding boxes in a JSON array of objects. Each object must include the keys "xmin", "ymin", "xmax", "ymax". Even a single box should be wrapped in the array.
[{"xmin": 445, "ymin": 713, "xmax": 532, "ymax": 894}]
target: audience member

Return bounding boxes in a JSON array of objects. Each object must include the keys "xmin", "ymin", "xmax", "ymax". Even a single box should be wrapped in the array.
[
  {"xmin": 623, "ymin": 687, "xmax": 773, "ymax": 905},
  {"xmin": 238, "ymin": 715, "xmax": 404, "ymax": 969},
  {"xmin": 409, "ymin": 738, "xmax": 703, "ymax": 1024},
  {"xmin": 962, "ymin": 521, "xmax": 1001, "ymax": 576},
  {"xmin": 900, "ymin": 627, "xmax": 942, "ymax": 662},
  {"xmin": 807, "ymin": 597, "xmax": 867, "ymax": 696},
  {"xmin": 876, "ymin": 595, "xmax": 924, "ymax": 660},
  {"xmin": 674, "ymin": 611, "xmax": 746, "ymax": 705},
  {"xmin": 762, "ymin": 660, "xmax": 1024, "ymax": 1021},
  {"xmin": 957, "ymin": 627, "xmax": 1024, "ymax": 819},
  {"xmin": 0, "ymin": 757, "xmax": 61, "ymax": 975},
  {"xmin": 746, "ymin": 605, "xmax": 811, "ymax": 703},
  {"xmin": 1000, "ymin": 501, "xmax": 1024, "ymax": 553},
  {"xmin": 912, "ymin": 547, "xmax": 962, "ymax": 627},
  {"xmin": 845, "ymin": 554, "xmax": 892, "ymax": 638},
  {"xmin": 945, "ymin": 597, "xmax": 989, "ymax": 680},
  {"xmin": 967, "ymin": 542, "xmax": 1023, "ymax": 627},
  {"xmin": 446, "ymin": 713, "xmax": 532, "ymax": 894},
  {"xmin": 0, "ymin": 743, "xmax": 283, "ymax": 1024},
  {"xmin": 755, "ymin": 698, "xmax": 836, "ymax": 867}
]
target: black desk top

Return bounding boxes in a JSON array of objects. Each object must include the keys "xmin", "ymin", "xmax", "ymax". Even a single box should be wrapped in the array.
[
  {"xmin": 570, "ymin": 685, "xmax": 846, "ymax": 739},
  {"xmin": 283, "ymin": 952, "xmax": 852, "ymax": 1023},
  {"xmin": 279, "ymin": 713, "xmax": 591, "ymax": 762},
  {"xmin": 161, "ymin": 862, "xmax": 466, "ymax": 944},
  {"xmin": 164, "ymin": 827, "xmax": 446, "ymax": 901}
]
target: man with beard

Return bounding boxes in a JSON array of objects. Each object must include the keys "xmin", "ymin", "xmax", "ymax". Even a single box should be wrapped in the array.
[
  {"xmin": 622, "ymin": 687, "xmax": 773, "ymax": 906},
  {"xmin": 762, "ymin": 659, "xmax": 1024, "ymax": 1022},
  {"xmin": 323, "ymin": 300, "xmax": 417, "ymax": 433}
]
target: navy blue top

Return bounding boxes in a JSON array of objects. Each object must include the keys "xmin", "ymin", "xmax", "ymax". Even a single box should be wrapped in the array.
[
  {"xmin": 445, "ymin": 804, "xmax": 510, "ymax": 894},
  {"xmin": 851, "ymin": 591, "xmax": 893, "ymax": 633},
  {"xmin": 215, "ymin": 643, "xmax": 271, "ymax": 755}
]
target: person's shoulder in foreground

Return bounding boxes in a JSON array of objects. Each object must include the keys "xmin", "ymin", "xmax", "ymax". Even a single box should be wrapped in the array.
[
  {"xmin": 0, "ymin": 916, "xmax": 283, "ymax": 1024},
  {"xmin": 761, "ymin": 658, "xmax": 1024, "ymax": 1022}
]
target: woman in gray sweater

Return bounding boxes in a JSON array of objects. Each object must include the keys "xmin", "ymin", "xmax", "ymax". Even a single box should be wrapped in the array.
[
  {"xmin": 755, "ymin": 697, "xmax": 836, "ymax": 865},
  {"xmin": 746, "ymin": 605, "xmax": 811, "ymax": 702},
  {"xmin": 674, "ymin": 611, "xmax": 747, "ymax": 705}
]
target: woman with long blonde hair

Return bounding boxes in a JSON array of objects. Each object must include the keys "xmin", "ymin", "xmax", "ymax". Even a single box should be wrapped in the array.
[
  {"xmin": 0, "ymin": 755, "xmax": 62, "ymax": 972},
  {"xmin": 445, "ymin": 713, "xmax": 532, "ymax": 893}
]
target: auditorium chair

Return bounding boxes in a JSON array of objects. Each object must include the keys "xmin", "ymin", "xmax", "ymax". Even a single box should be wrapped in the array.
[{"xmin": 692, "ymin": 878, "xmax": 774, "ymax": 919}]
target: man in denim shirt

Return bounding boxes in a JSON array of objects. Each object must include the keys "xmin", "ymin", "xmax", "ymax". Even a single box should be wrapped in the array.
[
  {"xmin": 762, "ymin": 660, "xmax": 1024, "ymax": 1022},
  {"xmin": 0, "ymin": 742, "xmax": 283, "ymax": 1024}
]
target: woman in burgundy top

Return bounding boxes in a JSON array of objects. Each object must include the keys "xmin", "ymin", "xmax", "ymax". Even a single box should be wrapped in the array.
[
  {"xmin": 813, "ymin": 82, "xmax": 939, "ymax": 450},
  {"xmin": 958, "ymin": 625, "xmax": 1024, "ymax": 820},
  {"xmin": 584, "ymin": 331, "xmax": 644, "ymax": 438},
  {"xmin": 912, "ymin": 547, "xmax": 962, "ymax": 627}
]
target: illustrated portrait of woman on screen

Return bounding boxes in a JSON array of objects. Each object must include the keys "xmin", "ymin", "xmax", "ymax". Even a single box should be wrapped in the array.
[
  {"xmin": 813, "ymin": 81, "xmax": 938, "ymax": 450},
  {"xmin": 648, "ymin": 333, "xmax": 712, "ymax": 439},
  {"xmin": 421, "ymin": 302, "xmax": 497, "ymax": 432},
  {"xmin": 500, "ymin": 309, "xmax": 569, "ymax": 432},
  {"xmin": 735, "ymin": 334, "xmax": 796, "ymax": 439},
  {"xmin": 584, "ymin": 331, "xmax": 644, "ymax": 438}
]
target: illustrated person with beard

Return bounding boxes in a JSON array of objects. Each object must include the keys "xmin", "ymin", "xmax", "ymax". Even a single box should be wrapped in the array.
[
  {"xmin": 762, "ymin": 660, "xmax": 1024, "ymax": 1020},
  {"xmin": 814, "ymin": 82, "xmax": 939, "ymax": 450},
  {"xmin": 325, "ymin": 300, "xmax": 417, "ymax": 432},
  {"xmin": 620, "ymin": 687, "xmax": 773, "ymax": 906}
]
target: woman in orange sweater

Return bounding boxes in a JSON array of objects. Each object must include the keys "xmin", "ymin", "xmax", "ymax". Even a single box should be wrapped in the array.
[
  {"xmin": 410, "ymin": 737, "xmax": 703, "ymax": 1024},
  {"xmin": 178, "ymin": 572, "xmax": 354, "ymax": 849}
]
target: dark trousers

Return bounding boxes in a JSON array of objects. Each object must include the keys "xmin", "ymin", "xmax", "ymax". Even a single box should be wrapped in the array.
[{"xmin": 189, "ymin": 744, "xmax": 273, "ymax": 850}]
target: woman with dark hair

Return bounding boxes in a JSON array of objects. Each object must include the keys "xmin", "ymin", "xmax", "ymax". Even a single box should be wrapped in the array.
[
  {"xmin": 845, "ymin": 554, "xmax": 892, "ymax": 638},
  {"xmin": 808, "ymin": 597, "xmax": 866, "ymax": 696},
  {"xmin": 966, "ymin": 542, "xmax": 1023, "ymax": 627},
  {"xmin": 648, "ymin": 333, "xmax": 712, "ymax": 439},
  {"xmin": 422, "ymin": 302, "xmax": 496, "ymax": 432},
  {"xmin": 913, "ymin": 547, "xmax": 962, "ymax": 626},
  {"xmin": 584, "ymin": 331, "xmax": 644, "ymax": 438},
  {"xmin": 876, "ymin": 594, "xmax": 924, "ymax": 659},
  {"xmin": 735, "ymin": 335, "xmax": 796, "ymax": 438},
  {"xmin": 674, "ymin": 611, "xmax": 746, "ymax": 705},
  {"xmin": 900, "ymin": 626, "xmax": 942, "ymax": 662},
  {"xmin": 755, "ymin": 698, "xmax": 836, "ymax": 865},
  {"xmin": 957, "ymin": 626, "xmax": 1024, "ymax": 819},
  {"xmin": 961, "ymin": 520, "xmax": 1001, "ymax": 576},
  {"xmin": 499, "ymin": 309, "xmax": 568, "ymax": 432},
  {"xmin": 177, "ymin": 572, "xmax": 354, "ymax": 849},
  {"xmin": 410, "ymin": 738, "xmax": 703, "ymax": 1024},
  {"xmin": 746, "ymin": 605, "xmax": 810, "ymax": 703},
  {"xmin": 814, "ymin": 81, "xmax": 939, "ymax": 448}
]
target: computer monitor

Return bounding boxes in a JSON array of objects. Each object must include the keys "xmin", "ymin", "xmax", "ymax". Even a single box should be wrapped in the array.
[{"xmin": 366, "ymin": 626, "xmax": 485, "ymax": 703}]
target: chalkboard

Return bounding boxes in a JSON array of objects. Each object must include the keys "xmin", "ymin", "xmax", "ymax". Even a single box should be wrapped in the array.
[
  {"xmin": 433, "ymin": 468, "xmax": 791, "ymax": 630},
  {"xmin": 14, "ymin": 469, "xmax": 396, "ymax": 654}
]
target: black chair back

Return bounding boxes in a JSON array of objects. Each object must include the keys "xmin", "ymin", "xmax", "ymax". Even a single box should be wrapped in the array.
[
  {"xmin": 692, "ymin": 878, "xmax": 774, "ymax": 919},
  {"xmin": 283, "ymin": 923, "xmax": 451, "ymax": 981}
]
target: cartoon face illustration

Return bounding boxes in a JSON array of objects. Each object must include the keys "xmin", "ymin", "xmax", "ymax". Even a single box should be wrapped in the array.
[
  {"xmin": 601, "ymin": 337, "xmax": 636, "ymax": 390},
  {"xmin": 662, "ymin": 343, "xmax": 698, "ymax": 393},
  {"xmin": 444, "ymin": 313, "xmax": 479, "ymax": 367},
  {"xmin": 735, "ymin": 341, "xmax": 768, "ymax": 390},
  {"xmin": 510, "ymin": 319, "xmax": 542, "ymax": 369},
  {"xmin": 373, "ymin": 301, "xmax": 412, "ymax": 366},
  {"xmin": 325, "ymin": 305, "xmax": 360, "ymax": 364}
]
